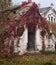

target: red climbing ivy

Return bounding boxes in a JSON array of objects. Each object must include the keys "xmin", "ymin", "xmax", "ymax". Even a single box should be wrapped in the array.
[{"xmin": 0, "ymin": 2, "xmax": 50, "ymax": 57}]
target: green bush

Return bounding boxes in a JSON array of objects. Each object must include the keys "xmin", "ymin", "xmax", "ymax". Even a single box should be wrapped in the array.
[
  {"xmin": 40, "ymin": 50, "xmax": 56, "ymax": 55},
  {"xmin": 43, "ymin": 62, "xmax": 52, "ymax": 65}
]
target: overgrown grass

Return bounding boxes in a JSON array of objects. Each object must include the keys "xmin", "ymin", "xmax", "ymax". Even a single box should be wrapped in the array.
[{"xmin": 0, "ymin": 53, "xmax": 56, "ymax": 65}]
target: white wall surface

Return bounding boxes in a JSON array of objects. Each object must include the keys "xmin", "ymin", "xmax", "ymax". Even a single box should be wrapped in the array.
[
  {"xmin": 14, "ymin": 27, "xmax": 28, "ymax": 55},
  {"xmin": 45, "ymin": 9, "xmax": 56, "ymax": 22},
  {"xmin": 35, "ymin": 25, "xmax": 42, "ymax": 51}
]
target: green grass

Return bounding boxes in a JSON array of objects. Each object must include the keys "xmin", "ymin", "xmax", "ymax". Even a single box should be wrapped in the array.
[{"xmin": 0, "ymin": 53, "xmax": 56, "ymax": 65}]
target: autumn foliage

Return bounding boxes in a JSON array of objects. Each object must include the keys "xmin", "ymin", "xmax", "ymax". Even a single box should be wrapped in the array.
[{"xmin": 48, "ymin": 22, "xmax": 56, "ymax": 37}]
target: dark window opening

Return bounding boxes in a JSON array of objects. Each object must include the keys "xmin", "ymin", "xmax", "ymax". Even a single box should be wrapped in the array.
[
  {"xmin": 51, "ymin": 17, "xmax": 53, "ymax": 22},
  {"xmin": 54, "ymin": 18, "xmax": 55, "ymax": 22},
  {"xmin": 48, "ymin": 17, "xmax": 50, "ymax": 21}
]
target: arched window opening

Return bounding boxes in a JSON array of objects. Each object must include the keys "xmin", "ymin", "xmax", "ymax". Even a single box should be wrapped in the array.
[
  {"xmin": 54, "ymin": 18, "xmax": 55, "ymax": 22},
  {"xmin": 51, "ymin": 17, "xmax": 53, "ymax": 22},
  {"xmin": 48, "ymin": 17, "xmax": 50, "ymax": 21}
]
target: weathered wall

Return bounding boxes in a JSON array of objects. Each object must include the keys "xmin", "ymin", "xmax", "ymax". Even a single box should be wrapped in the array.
[
  {"xmin": 19, "ymin": 27, "xmax": 28, "ymax": 55},
  {"xmin": 44, "ymin": 34, "xmax": 55, "ymax": 51},
  {"xmin": 35, "ymin": 25, "xmax": 42, "ymax": 51},
  {"xmin": 14, "ymin": 26, "xmax": 28, "ymax": 55}
]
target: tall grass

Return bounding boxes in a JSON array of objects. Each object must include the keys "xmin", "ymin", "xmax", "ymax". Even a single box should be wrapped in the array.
[
  {"xmin": 0, "ymin": 54, "xmax": 56, "ymax": 65},
  {"xmin": 48, "ymin": 22, "xmax": 56, "ymax": 37}
]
